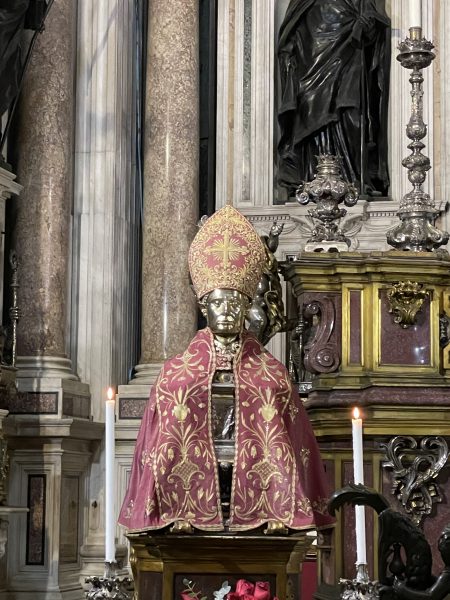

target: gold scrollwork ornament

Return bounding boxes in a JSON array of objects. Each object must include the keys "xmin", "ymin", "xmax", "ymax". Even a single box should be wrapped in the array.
[{"xmin": 386, "ymin": 281, "xmax": 428, "ymax": 329}]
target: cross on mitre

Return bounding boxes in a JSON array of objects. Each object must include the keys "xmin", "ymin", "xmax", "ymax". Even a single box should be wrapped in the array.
[{"xmin": 205, "ymin": 229, "xmax": 249, "ymax": 269}]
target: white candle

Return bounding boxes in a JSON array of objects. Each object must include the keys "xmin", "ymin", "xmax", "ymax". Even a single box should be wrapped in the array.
[
  {"xmin": 352, "ymin": 407, "xmax": 367, "ymax": 566},
  {"xmin": 410, "ymin": 0, "xmax": 422, "ymax": 28},
  {"xmin": 105, "ymin": 387, "xmax": 116, "ymax": 563}
]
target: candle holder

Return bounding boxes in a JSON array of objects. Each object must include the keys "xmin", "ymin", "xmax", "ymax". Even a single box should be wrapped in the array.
[
  {"xmin": 386, "ymin": 27, "xmax": 449, "ymax": 251},
  {"xmin": 340, "ymin": 564, "xmax": 379, "ymax": 600},
  {"xmin": 295, "ymin": 154, "xmax": 359, "ymax": 252},
  {"xmin": 85, "ymin": 561, "xmax": 132, "ymax": 600}
]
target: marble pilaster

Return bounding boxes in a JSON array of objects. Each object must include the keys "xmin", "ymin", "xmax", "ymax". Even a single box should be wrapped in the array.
[
  {"xmin": 132, "ymin": 0, "xmax": 199, "ymax": 380},
  {"xmin": 72, "ymin": 0, "xmax": 141, "ymax": 581},
  {"xmin": 10, "ymin": 0, "xmax": 76, "ymax": 381}
]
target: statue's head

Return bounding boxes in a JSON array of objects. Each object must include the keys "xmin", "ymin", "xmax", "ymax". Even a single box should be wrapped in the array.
[
  {"xmin": 200, "ymin": 288, "xmax": 250, "ymax": 337},
  {"xmin": 189, "ymin": 206, "xmax": 266, "ymax": 325}
]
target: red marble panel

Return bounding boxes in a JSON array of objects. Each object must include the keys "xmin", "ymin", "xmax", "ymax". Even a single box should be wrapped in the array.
[
  {"xmin": 349, "ymin": 290, "xmax": 362, "ymax": 365},
  {"xmin": 322, "ymin": 459, "xmax": 335, "ymax": 501},
  {"xmin": 26, "ymin": 474, "xmax": 46, "ymax": 565},
  {"xmin": 379, "ymin": 291, "xmax": 430, "ymax": 366},
  {"xmin": 8, "ymin": 392, "xmax": 58, "ymax": 414},
  {"xmin": 119, "ymin": 398, "xmax": 148, "ymax": 419}
]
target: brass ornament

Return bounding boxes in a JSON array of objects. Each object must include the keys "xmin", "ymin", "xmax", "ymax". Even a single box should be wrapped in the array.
[
  {"xmin": 386, "ymin": 281, "xmax": 428, "ymax": 328},
  {"xmin": 381, "ymin": 435, "xmax": 449, "ymax": 527}
]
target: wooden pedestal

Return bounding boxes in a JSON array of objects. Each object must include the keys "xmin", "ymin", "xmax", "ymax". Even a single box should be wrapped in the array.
[{"xmin": 128, "ymin": 531, "xmax": 314, "ymax": 600}]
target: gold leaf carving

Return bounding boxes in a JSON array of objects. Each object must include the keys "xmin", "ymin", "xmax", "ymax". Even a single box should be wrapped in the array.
[{"xmin": 386, "ymin": 281, "xmax": 428, "ymax": 329}]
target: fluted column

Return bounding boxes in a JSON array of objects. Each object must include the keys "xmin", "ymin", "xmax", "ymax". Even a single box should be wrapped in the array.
[
  {"xmin": 11, "ymin": 0, "xmax": 76, "ymax": 380},
  {"xmin": 133, "ymin": 0, "xmax": 199, "ymax": 381}
]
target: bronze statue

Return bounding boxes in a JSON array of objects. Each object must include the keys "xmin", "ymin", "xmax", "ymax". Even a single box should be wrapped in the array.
[
  {"xmin": 329, "ymin": 484, "xmax": 450, "ymax": 600},
  {"xmin": 247, "ymin": 222, "xmax": 286, "ymax": 346},
  {"xmin": 119, "ymin": 206, "xmax": 334, "ymax": 534},
  {"xmin": 277, "ymin": 0, "xmax": 390, "ymax": 198}
]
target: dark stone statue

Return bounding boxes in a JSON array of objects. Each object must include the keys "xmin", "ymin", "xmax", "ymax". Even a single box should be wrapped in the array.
[
  {"xmin": 0, "ymin": 1, "xmax": 31, "ymax": 117},
  {"xmin": 277, "ymin": 0, "xmax": 391, "ymax": 198}
]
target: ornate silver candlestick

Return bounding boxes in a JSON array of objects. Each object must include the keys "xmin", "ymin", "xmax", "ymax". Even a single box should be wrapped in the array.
[
  {"xmin": 85, "ymin": 562, "xmax": 132, "ymax": 600},
  {"xmin": 340, "ymin": 565, "xmax": 379, "ymax": 600},
  {"xmin": 387, "ymin": 27, "xmax": 448, "ymax": 251},
  {"xmin": 296, "ymin": 154, "xmax": 358, "ymax": 252}
]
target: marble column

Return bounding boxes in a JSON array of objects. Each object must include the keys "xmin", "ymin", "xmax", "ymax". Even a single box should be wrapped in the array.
[
  {"xmin": 10, "ymin": 0, "xmax": 77, "ymax": 382},
  {"xmin": 73, "ymin": 0, "xmax": 141, "ymax": 581},
  {"xmin": 132, "ymin": 0, "xmax": 199, "ymax": 381}
]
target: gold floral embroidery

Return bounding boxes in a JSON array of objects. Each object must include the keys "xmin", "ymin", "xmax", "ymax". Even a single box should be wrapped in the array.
[
  {"xmin": 248, "ymin": 458, "xmax": 282, "ymax": 489},
  {"xmin": 259, "ymin": 388, "xmax": 278, "ymax": 422},
  {"xmin": 289, "ymin": 401, "xmax": 299, "ymax": 422},
  {"xmin": 166, "ymin": 350, "xmax": 206, "ymax": 381},
  {"xmin": 169, "ymin": 456, "xmax": 201, "ymax": 491},
  {"xmin": 312, "ymin": 497, "xmax": 329, "ymax": 515},
  {"xmin": 297, "ymin": 497, "xmax": 313, "ymax": 516},
  {"xmin": 299, "ymin": 448, "xmax": 310, "ymax": 469},
  {"xmin": 141, "ymin": 449, "xmax": 153, "ymax": 467},
  {"xmin": 145, "ymin": 497, "xmax": 155, "ymax": 517}
]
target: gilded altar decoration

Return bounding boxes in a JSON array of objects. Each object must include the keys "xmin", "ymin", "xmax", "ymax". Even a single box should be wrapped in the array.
[
  {"xmin": 381, "ymin": 435, "xmax": 449, "ymax": 526},
  {"xmin": 118, "ymin": 329, "xmax": 333, "ymax": 532},
  {"xmin": 189, "ymin": 205, "xmax": 266, "ymax": 300},
  {"xmin": 386, "ymin": 281, "xmax": 428, "ymax": 329}
]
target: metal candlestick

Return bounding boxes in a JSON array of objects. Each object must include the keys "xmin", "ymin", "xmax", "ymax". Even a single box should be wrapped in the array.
[
  {"xmin": 296, "ymin": 154, "xmax": 359, "ymax": 252},
  {"xmin": 340, "ymin": 564, "xmax": 379, "ymax": 600},
  {"xmin": 387, "ymin": 27, "xmax": 448, "ymax": 251},
  {"xmin": 85, "ymin": 561, "xmax": 132, "ymax": 600}
]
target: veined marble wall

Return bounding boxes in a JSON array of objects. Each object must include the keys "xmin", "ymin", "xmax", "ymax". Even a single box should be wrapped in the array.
[{"xmin": 216, "ymin": 0, "xmax": 445, "ymax": 252}]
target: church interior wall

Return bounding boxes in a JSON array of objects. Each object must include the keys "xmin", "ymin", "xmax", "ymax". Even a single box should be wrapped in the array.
[{"xmin": 0, "ymin": 0, "xmax": 449, "ymax": 598}]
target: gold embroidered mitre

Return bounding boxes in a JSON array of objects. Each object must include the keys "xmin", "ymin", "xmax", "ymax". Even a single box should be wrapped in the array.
[{"xmin": 189, "ymin": 205, "xmax": 266, "ymax": 300}]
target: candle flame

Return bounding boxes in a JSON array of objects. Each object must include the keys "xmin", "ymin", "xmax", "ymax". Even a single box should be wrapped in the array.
[
  {"xmin": 107, "ymin": 387, "xmax": 114, "ymax": 401},
  {"xmin": 353, "ymin": 407, "xmax": 360, "ymax": 419}
]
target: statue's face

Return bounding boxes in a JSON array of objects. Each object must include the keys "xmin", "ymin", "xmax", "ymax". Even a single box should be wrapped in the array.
[{"xmin": 204, "ymin": 289, "xmax": 249, "ymax": 337}]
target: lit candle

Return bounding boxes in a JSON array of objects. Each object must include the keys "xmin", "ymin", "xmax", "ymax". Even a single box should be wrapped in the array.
[
  {"xmin": 352, "ymin": 407, "xmax": 367, "ymax": 566},
  {"xmin": 410, "ymin": 0, "xmax": 422, "ymax": 28},
  {"xmin": 105, "ymin": 387, "xmax": 116, "ymax": 563}
]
